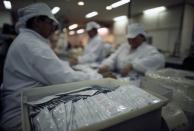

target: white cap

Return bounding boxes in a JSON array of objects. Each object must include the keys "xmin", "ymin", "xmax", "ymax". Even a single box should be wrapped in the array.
[
  {"xmin": 127, "ymin": 23, "xmax": 146, "ymax": 39},
  {"xmin": 17, "ymin": 2, "xmax": 59, "ymax": 27},
  {"xmin": 86, "ymin": 21, "xmax": 100, "ymax": 31}
]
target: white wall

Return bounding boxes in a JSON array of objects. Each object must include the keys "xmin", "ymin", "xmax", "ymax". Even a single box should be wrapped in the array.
[
  {"xmin": 112, "ymin": 4, "xmax": 194, "ymax": 58},
  {"xmin": 180, "ymin": 4, "xmax": 194, "ymax": 58},
  {"xmin": 132, "ymin": 5, "xmax": 182, "ymax": 56},
  {"xmin": 113, "ymin": 17, "xmax": 129, "ymax": 45},
  {"xmin": 0, "ymin": 11, "xmax": 12, "ymax": 28}
]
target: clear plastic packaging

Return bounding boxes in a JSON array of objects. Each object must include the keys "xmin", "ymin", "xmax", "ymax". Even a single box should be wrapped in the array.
[
  {"xmin": 142, "ymin": 68, "xmax": 194, "ymax": 114},
  {"xmin": 52, "ymin": 103, "xmax": 67, "ymax": 131},
  {"xmin": 65, "ymin": 101, "xmax": 74, "ymax": 131},
  {"xmin": 31, "ymin": 84, "xmax": 162, "ymax": 131},
  {"xmin": 33, "ymin": 107, "xmax": 58, "ymax": 131}
]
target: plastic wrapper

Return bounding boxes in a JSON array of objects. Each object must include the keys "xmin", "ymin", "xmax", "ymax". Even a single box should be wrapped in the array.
[
  {"xmin": 85, "ymin": 97, "xmax": 109, "ymax": 121},
  {"xmin": 114, "ymin": 85, "xmax": 161, "ymax": 109},
  {"xmin": 52, "ymin": 103, "xmax": 67, "ymax": 131},
  {"xmin": 90, "ymin": 94, "xmax": 126, "ymax": 117},
  {"xmin": 117, "ymin": 71, "xmax": 142, "ymax": 87},
  {"xmin": 65, "ymin": 101, "xmax": 74, "ymax": 131},
  {"xmin": 33, "ymin": 107, "xmax": 58, "ymax": 131},
  {"xmin": 162, "ymin": 103, "xmax": 189, "ymax": 131},
  {"xmin": 73, "ymin": 99, "xmax": 90, "ymax": 127},
  {"xmin": 142, "ymin": 68, "xmax": 194, "ymax": 114},
  {"xmin": 30, "ymin": 84, "xmax": 162, "ymax": 131},
  {"xmin": 72, "ymin": 64, "xmax": 102, "ymax": 79}
]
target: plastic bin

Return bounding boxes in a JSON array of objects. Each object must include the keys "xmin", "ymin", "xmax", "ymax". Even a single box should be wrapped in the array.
[
  {"xmin": 141, "ymin": 68, "xmax": 194, "ymax": 114},
  {"xmin": 21, "ymin": 78, "xmax": 167, "ymax": 131}
]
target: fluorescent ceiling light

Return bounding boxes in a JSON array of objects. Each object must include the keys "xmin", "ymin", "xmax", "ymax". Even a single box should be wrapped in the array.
[
  {"xmin": 68, "ymin": 24, "xmax": 78, "ymax": 30},
  {"xmin": 85, "ymin": 11, "xmax": 98, "ymax": 18},
  {"xmin": 3, "ymin": 0, "xmax": 12, "ymax": 9},
  {"xmin": 106, "ymin": 6, "xmax": 112, "ymax": 10},
  {"xmin": 69, "ymin": 31, "xmax": 75, "ymax": 35},
  {"xmin": 51, "ymin": 7, "xmax": 60, "ymax": 14},
  {"xmin": 113, "ymin": 15, "xmax": 127, "ymax": 21},
  {"xmin": 77, "ymin": 29, "xmax": 85, "ymax": 34},
  {"xmin": 111, "ymin": 0, "xmax": 130, "ymax": 8},
  {"xmin": 78, "ymin": 1, "xmax": 84, "ymax": 6},
  {"xmin": 143, "ymin": 6, "xmax": 166, "ymax": 15}
]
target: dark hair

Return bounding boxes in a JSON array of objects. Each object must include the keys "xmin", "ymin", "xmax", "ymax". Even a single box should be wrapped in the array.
[
  {"xmin": 26, "ymin": 17, "xmax": 35, "ymax": 29},
  {"xmin": 139, "ymin": 34, "xmax": 146, "ymax": 41},
  {"xmin": 92, "ymin": 28, "xmax": 98, "ymax": 32},
  {"xmin": 88, "ymin": 28, "xmax": 98, "ymax": 34},
  {"xmin": 26, "ymin": 15, "xmax": 58, "ymax": 30},
  {"xmin": 26, "ymin": 15, "xmax": 50, "ymax": 29}
]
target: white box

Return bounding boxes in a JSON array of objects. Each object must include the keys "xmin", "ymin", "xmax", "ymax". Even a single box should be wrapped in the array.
[
  {"xmin": 142, "ymin": 68, "xmax": 194, "ymax": 114},
  {"xmin": 21, "ymin": 78, "xmax": 167, "ymax": 131}
]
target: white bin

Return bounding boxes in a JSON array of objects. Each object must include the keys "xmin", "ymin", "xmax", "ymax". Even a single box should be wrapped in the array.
[{"xmin": 21, "ymin": 78, "xmax": 167, "ymax": 131}]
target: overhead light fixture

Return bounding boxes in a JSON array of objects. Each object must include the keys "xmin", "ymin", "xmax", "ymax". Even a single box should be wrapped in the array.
[
  {"xmin": 113, "ymin": 15, "xmax": 128, "ymax": 21},
  {"xmin": 3, "ymin": 0, "xmax": 12, "ymax": 10},
  {"xmin": 106, "ymin": 6, "xmax": 112, "ymax": 10},
  {"xmin": 85, "ymin": 11, "xmax": 98, "ymax": 18},
  {"xmin": 68, "ymin": 24, "xmax": 78, "ymax": 30},
  {"xmin": 143, "ymin": 6, "xmax": 166, "ymax": 15},
  {"xmin": 51, "ymin": 7, "xmax": 60, "ymax": 14},
  {"xmin": 110, "ymin": 0, "xmax": 130, "ymax": 9},
  {"xmin": 77, "ymin": 29, "xmax": 85, "ymax": 34},
  {"xmin": 69, "ymin": 31, "xmax": 75, "ymax": 35},
  {"xmin": 78, "ymin": 1, "xmax": 84, "ymax": 6}
]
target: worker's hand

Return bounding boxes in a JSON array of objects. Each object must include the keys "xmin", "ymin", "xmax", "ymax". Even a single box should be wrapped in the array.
[
  {"xmin": 98, "ymin": 65, "xmax": 110, "ymax": 74},
  {"xmin": 101, "ymin": 71, "xmax": 117, "ymax": 79},
  {"xmin": 68, "ymin": 55, "xmax": 77, "ymax": 60},
  {"xmin": 69, "ymin": 58, "xmax": 78, "ymax": 66},
  {"xmin": 120, "ymin": 64, "xmax": 133, "ymax": 77}
]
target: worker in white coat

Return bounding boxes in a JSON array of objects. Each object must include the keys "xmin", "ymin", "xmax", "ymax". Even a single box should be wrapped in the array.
[
  {"xmin": 98, "ymin": 23, "xmax": 165, "ymax": 77},
  {"xmin": 0, "ymin": 3, "xmax": 92, "ymax": 131},
  {"xmin": 69, "ymin": 21, "xmax": 106, "ymax": 65}
]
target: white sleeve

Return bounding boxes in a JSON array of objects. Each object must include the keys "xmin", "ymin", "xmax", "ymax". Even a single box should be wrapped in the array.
[
  {"xmin": 32, "ymin": 47, "xmax": 90, "ymax": 84},
  {"xmin": 100, "ymin": 44, "xmax": 124, "ymax": 70},
  {"xmin": 78, "ymin": 40, "xmax": 104, "ymax": 64},
  {"xmin": 132, "ymin": 51, "xmax": 165, "ymax": 73}
]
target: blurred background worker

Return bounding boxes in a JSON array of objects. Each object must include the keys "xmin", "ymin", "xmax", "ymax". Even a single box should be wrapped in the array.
[
  {"xmin": 69, "ymin": 21, "xmax": 107, "ymax": 65},
  {"xmin": 98, "ymin": 23, "xmax": 165, "ymax": 77},
  {"xmin": 0, "ymin": 3, "xmax": 93, "ymax": 131}
]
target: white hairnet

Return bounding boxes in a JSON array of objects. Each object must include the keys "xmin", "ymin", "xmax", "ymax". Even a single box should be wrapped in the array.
[
  {"xmin": 86, "ymin": 21, "xmax": 100, "ymax": 31},
  {"xmin": 17, "ymin": 2, "xmax": 59, "ymax": 27},
  {"xmin": 127, "ymin": 23, "xmax": 146, "ymax": 39}
]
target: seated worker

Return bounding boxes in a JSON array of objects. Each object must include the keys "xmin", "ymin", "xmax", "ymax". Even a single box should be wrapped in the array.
[
  {"xmin": 69, "ymin": 21, "xmax": 106, "ymax": 65},
  {"xmin": 98, "ymin": 23, "xmax": 165, "ymax": 77},
  {"xmin": 0, "ymin": 3, "xmax": 95, "ymax": 131}
]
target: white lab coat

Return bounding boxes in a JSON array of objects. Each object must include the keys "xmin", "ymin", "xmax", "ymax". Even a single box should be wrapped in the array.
[
  {"xmin": 101, "ymin": 41, "xmax": 165, "ymax": 73},
  {"xmin": 0, "ymin": 28, "xmax": 91, "ymax": 130},
  {"xmin": 78, "ymin": 35, "xmax": 105, "ymax": 64}
]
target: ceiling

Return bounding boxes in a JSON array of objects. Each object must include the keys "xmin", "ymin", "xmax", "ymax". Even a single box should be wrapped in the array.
[{"xmin": 0, "ymin": 0, "xmax": 192, "ymax": 28}]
